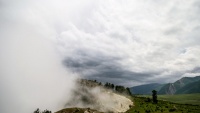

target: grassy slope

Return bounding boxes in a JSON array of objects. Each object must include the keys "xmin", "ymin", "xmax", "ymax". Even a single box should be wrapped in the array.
[
  {"xmin": 126, "ymin": 96, "xmax": 200, "ymax": 113},
  {"xmin": 139, "ymin": 93, "xmax": 200, "ymax": 105}
]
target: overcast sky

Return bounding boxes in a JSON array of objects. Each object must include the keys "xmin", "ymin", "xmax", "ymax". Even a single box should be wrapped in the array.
[
  {"xmin": 58, "ymin": 0, "xmax": 200, "ymax": 86},
  {"xmin": 1, "ymin": 0, "xmax": 200, "ymax": 86},
  {"xmin": 1, "ymin": 0, "xmax": 200, "ymax": 112}
]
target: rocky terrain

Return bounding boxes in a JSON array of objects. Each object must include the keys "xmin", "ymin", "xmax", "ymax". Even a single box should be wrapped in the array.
[{"xmin": 57, "ymin": 79, "xmax": 133, "ymax": 113}]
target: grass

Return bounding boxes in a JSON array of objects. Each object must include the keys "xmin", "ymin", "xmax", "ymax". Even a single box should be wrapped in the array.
[
  {"xmin": 138, "ymin": 93, "xmax": 200, "ymax": 105},
  {"xmin": 126, "ymin": 96, "xmax": 200, "ymax": 113},
  {"xmin": 158, "ymin": 93, "xmax": 200, "ymax": 105}
]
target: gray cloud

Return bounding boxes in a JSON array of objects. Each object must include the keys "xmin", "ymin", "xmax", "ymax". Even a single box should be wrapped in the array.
[{"xmin": 62, "ymin": 49, "xmax": 161, "ymax": 86}]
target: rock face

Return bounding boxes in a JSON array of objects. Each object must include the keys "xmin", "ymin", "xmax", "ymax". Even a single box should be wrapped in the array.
[
  {"xmin": 166, "ymin": 83, "xmax": 176, "ymax": 95},
  {"xmin": 63, "ymin": 79, "xmax": 133, "ymax": 113}
]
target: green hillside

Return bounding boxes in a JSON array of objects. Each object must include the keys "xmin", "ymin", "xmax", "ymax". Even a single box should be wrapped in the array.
[
  {"xmin": 130, "ymin": 76, "xmax": 200, "ymax": 95},
  {"xmin": 176, "ymin": 80, "xmax": 200, "ymax": 94},
  {"xmin": 158, "ymin": 76, "xmax": 200, "ymax": 94}
]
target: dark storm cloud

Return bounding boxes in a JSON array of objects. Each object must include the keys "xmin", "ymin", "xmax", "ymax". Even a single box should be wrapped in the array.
[
  {"xmin": 63, "ymin": 50, "xmax": 158, "ymax": 86},
  {"xmin": 63, "ymin": 50, "xmax": 121, "ymax": 71}
]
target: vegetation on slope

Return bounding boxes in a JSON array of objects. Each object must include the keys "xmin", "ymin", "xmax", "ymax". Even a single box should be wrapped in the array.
[
  {"xmin": 33, "ymin": 108, "xmax": 51, "ymax": 113},
  {"xmin": 176, "ymin": 80, "xmax": 200, "ymax": 94},
  {"xmin": 126, "ymin": 95, "xmax": 200, "ymax": 113},
  {"xmin": 158, "ymin": 94, "xmax": 200, "ymax": 105},
  {"xmin": 158, "ymin": 76, "xmax": 200, "ymax": 95},
  {"xmin": 139, "ymin": 93, "xmax": 200, "ymax": 105}
]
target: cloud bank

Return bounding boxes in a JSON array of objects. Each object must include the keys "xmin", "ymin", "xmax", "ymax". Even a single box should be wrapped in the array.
[
  {"xmin": 57, "ymin": 0, "xmax": 200, "ymax": 86},
  {"xmin": 1, "ymin": 0, "xmax": 200, "ymax": 112}
]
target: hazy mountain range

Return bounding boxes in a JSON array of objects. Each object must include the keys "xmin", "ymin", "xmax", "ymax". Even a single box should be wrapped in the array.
[{"xmin": 130, "ymin": 76, "xmax": 200, "ymax": 95}]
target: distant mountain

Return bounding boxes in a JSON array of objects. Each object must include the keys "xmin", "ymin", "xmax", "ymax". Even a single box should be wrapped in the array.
[
  {"xmin": 176, "ymin": 79, "xmax": 200, "ymax": 94},
  {"xmin": 158, "ymin": 76, "xmax": 200, "ymax": 95},
  {"xmin": 130, "ymin": 83, "xmax": 163, "ymax": 95},
  {"xmin": 130, "ymin": 76, "xmax": 200, "ymax": 95}
]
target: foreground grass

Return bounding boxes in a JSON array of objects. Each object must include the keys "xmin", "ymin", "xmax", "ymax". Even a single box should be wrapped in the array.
[{"xmin": 126, "ymin": 96, "xmax": 200, "ymax": 113}]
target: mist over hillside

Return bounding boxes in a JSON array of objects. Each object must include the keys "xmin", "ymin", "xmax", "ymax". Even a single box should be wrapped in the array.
[{"xmin": 60, "ymin": 79, "xmax": 133, "ymax": 113}]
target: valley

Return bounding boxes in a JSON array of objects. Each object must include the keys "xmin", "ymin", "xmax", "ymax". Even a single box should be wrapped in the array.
[
  {"xmin": 139, "ymin": 93, "xmax": 200, "ymax": 105},
  {"xmin": 35, "ymin": 77, "xmax": 200, "ymax": 113}
]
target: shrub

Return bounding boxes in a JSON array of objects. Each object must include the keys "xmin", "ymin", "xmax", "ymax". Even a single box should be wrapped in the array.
[
  {"xmin": 169, "ymin": 108, "xmax": 176, "ymax": 112},
  {"xmin": 33, "ymin": 108, "xmax": 51, "ymax": 113}
]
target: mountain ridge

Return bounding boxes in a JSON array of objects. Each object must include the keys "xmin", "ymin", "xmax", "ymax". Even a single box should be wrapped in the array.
[{"xmin": 130, "ymin": 76, "xmax": 200, "ymax": 95}]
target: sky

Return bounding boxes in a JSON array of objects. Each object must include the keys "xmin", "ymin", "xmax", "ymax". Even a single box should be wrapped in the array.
[
  {"xmin": 61, "ymin": 0, "xmax": 200, "ymax": 86},
  {"xmin": 57, "ymin": 0, "xmax": 200, "ymax": 86},
  {"xmin": 0, "ymin": 0, "xmax": 200, "ymax": 112}
]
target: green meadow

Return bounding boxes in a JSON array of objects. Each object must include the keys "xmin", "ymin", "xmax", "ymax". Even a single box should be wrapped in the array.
[
  {"xmin": 126, "ymin": 95, "xmax": 200, "ymax": 113},
  {"xmin": 158, "ymin": 93, "xmax": 200, "ymax": 105},
  {"xmin": 138, "ymin": 93, "xmax": 200, "ymax": 105}
]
